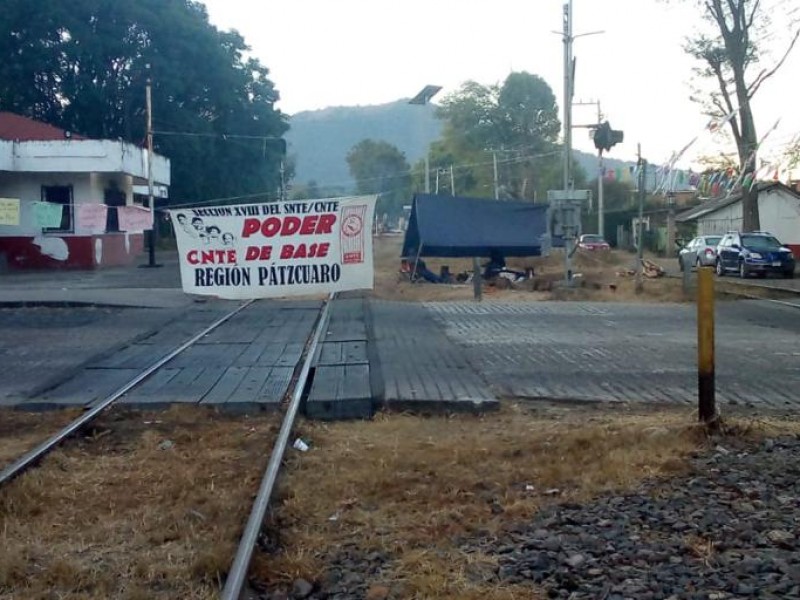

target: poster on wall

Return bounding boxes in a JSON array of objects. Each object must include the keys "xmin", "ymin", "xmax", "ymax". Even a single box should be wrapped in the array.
[
  {"xmin": 76, "ymin": 203, "xmax": 108, "ymax": 233},
  {"xmin": 118, "ymin": 205, "xmax": 153, "ymax": 232},
  {"xmin": 33, "ymin": 201, "xmax": 64, "ymax": 228},
  {"xmin": 168, "ymin": 195, "xmax": 377, "ymax": 299},
  {"xmin": 0, "ymin": 198, "xmax": 20, "ymax": 226}
]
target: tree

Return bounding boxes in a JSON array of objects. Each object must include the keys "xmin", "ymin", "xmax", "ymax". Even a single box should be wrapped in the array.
[
  {"xmin": 346, "ymin": 139, "xmax": 411, "ymax": 218},
  {"xmin": 432, "ymin": 72, "xmax": 569, "ymax": 200},
  {"xmin": 0, "ymin": 0, "xmax": 287, "ymax": 205},
  {"xmin": 683, "ymin": 0, "xmax": 800, "ymax": 230}
]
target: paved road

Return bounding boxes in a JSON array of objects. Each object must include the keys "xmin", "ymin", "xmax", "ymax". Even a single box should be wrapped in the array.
[{"xmin": 426, "ymin": 300, "xmax": 800, "ymax": 410}]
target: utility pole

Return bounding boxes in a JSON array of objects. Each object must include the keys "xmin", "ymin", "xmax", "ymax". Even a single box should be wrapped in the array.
[
  {"xmin": 450, "ymin": 165, "xmax": 455, "ymax": 195},
  {"xmin": 143, "ymin": 68, "xmax": 160, "ymax": 268},
  {"xmin": 635, "ymin": 144, "xmax": 646, "ymax": 294},
  {"xmin": 562, "ymin": 0, "xmax": 573, "ymax": 192},
  {"xmin": 596, "ymin": 102, "xmax": 604, "ymax": 238},
  {"xmin": 574, "ymin": 99, "xmax": 604, "ymax": 235}
]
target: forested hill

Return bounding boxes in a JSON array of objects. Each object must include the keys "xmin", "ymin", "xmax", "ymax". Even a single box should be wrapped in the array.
[{"xmin": 285, "ymin": 100, "xmax": 639, "ymax": 193}]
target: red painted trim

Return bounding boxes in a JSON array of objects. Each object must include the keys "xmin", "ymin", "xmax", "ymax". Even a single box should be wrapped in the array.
[
  {"xmin": 787, "ymin": 244, "xmax": 800, "ymax": 257},
  {"xmin": 0, "ymin": 234, "xmax": 144, "ymax": 270}
]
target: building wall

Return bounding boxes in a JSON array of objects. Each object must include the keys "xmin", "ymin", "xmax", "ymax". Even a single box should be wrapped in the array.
[
  {"xmin": 758, "ymin": 188, "xmax": 800, "ymax": 249},
  {"xmin": 697, "ymin": 202, "xmax": 743, "ymax": 235},
  {"xmin": 0, "ymin": 171, "xmax": 142, "ymax": 269},
  {"xmin": 697, "ymin": 188, "xmax": 800, "ymax": 254},
  {"xmin": 0, "ymin": 171, "xmax": 133, "ymax": 236},
  {"xmin": 0, "ymin": 139, "xmax": 170, "ymax": 185}
]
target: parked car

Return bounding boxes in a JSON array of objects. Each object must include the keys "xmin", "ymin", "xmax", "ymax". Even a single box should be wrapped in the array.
[
  {"xmin": 714, "ymin": 231, "xmax": 795, "ymax": 279},
  {"xmin": 578, "ymin": 234, "xmax": 610, "ymax": 251},
  {"xmin": 678, "ymin": 235, "xmax": 722, "ymax": 271}
]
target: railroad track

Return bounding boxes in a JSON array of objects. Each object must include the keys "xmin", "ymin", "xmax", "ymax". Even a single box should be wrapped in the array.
[{"xmin": 0, "ymin": 294, "xmax": 335, "ymax": 599}]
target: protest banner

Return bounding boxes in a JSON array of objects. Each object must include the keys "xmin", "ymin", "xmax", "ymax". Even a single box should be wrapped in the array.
[
  {"xmin": 118, "ymin": 205, "xmax": 154, "ymax": 232},
  {"xmin": 0, "ymin": 198, "xmax": 20, "ymax": 226},
  {"xmin": 169, "ymin": 195, "xmax": 377, "ymax": 299},
  {"xmin": 76, "ymin": 203, "xmax": 108, "ymax": 233}
]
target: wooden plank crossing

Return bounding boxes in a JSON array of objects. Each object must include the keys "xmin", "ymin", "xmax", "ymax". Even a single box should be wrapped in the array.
[
  {"xmin": 21, "ymin": 300, "xmax": 320, "ymax": 411},
  {"xmin": 306, "ymin": 296, "xmax": 373, "ymax": 421},
  {"xmin": 369, "ymin": 300, "xmax": 499, "ymax": 413}
]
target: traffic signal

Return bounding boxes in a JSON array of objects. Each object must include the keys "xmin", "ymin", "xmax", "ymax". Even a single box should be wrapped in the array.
[{"xmin": 593, "ymin": 121, "xmax": 624, "ymax": 153}]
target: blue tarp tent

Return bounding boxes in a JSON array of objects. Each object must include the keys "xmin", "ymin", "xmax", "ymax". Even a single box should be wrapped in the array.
[{"xmin": 401, "ymin": 194, "xmax": 549, "ymax": 258}]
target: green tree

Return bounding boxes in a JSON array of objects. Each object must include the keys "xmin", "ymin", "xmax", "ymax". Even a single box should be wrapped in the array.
[
  {"xmin": 682, "ymin": 0, "xmax": 799, "ymax": 229},
  {"xmin": 432, "ymin": 72, "xmax": 569, "ymax": 200},
  {"xmin": 0, "ymin": 0, "xmax": 287, "ymax": 205},
  {"xmin": 346, "ymin": 139, "xmax": 411, "ymax": 218}
]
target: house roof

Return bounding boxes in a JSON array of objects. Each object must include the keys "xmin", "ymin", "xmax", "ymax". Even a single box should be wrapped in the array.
[
  {"xmin": 0, "ymin": 112, "xmax": 85, "ymax": 142},
  {"xmin": 675, "ymin": 182, "xmax": 796, "ymax": 223}
]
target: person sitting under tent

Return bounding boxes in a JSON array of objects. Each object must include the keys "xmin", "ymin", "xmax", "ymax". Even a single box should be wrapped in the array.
[
  {"xmin": 483, "ymin": 250, "xmax": 527, "ymax": 282},
  {"xmin": 415, "ymin": 258, "xmax": 446, "ymax": 283}
]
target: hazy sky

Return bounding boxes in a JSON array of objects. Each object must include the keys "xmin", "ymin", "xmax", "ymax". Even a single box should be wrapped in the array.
[{"xmin": 201, "ymin": 0, "xmax": 799, "ymax": 172}]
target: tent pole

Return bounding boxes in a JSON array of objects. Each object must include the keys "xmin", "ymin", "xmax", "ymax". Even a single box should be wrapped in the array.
[
  {"xmin": 472, "ymin": 257, "xmax": 482, "ymax": 302},
  {"xmin": 411, "ymin": 241, "xmax": 423, "ymax": 282}
]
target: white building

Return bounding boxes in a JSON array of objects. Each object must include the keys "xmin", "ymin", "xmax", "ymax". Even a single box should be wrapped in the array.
[
  {"xmin": 0, "ymin": 112, "xmax": 170, "ymax": 269},
  {"xmin": 675, "ymin": 182, "xmax": 800, "ymax": 255}
]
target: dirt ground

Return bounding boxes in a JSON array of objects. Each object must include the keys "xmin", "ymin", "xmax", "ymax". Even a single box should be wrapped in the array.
[
  {"xmin": 370, "ymin": 235, "xmax": 689, "ymax": 303},
  {"xmin": 0, "ymin": 407, "xmax": 280, "ymax": 600}
]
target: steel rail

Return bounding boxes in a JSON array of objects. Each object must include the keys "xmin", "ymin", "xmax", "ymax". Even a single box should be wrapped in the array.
[
  {"xmin": 0, "ymin": 299, "xmax": 255, "ymax": 487},
  {"xmin": 221, "ymin": 294, "xmax": 334, "ymax": 600}
]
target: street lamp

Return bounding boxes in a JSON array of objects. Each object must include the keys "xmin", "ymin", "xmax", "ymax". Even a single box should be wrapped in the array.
[{"xmin": 409, "ymin": 85, "xmax": 442, "ymax": 194}]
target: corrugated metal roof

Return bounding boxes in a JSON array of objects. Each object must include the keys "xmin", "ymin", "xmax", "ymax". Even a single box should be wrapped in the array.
[{"xmin": 0, "ymin": 112, "xmax": 85, "ymax": 141}]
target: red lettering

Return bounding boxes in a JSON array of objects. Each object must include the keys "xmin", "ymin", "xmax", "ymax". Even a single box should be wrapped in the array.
[
  {"xmin": 317, "ymin": 214, "xmax": 336, "ymax": 234},
  {"xmin": 188, "ymin": 249, "xmax": 237, "ymax": 264},
  {"xmin": 282, "ymin": 216, "xmax": 301, "ymax": 236},
  {"xmin": 315, "ymin": 242, "xmax": 330, "ymax": 258},
  {"xmin": 242, "ymin": 218, "xmax": 260, "ymax": 238},
  {"xmin": 299, "ymin": 215, "xmax": 319, "ymax": 235},
  {"xmin": 280, "ymin": 244, "xmax": 294, "ymax": 259},
  {"xmin": 246, "ymin": 246, "xmax": 272, "ymax": 261},
  {"xmin": 263, "ymin": 217, "xmax": 281, "ymax": 237}
]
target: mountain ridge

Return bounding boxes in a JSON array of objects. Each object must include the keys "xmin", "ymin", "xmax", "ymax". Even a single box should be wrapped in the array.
[{"xmin": 285, "ymin": 100, "xmax": 646, "ymax": 194}]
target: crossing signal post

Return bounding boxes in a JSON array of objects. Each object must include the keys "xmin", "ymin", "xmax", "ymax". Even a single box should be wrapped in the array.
[{"xmin": 592, "ymin": 121, "xmax": 623, "ymax": 240}]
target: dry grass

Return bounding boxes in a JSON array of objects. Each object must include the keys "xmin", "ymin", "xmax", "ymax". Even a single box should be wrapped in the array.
[
  {"xmin": 0, "ymin": 408, "xmax": 83, "ymax": 470},
  {"xmin": 0, "ymin": 406, "xmax": 280, "ymax": 599},
  {"xmin": 371, "ymin": 235, "xmax": 689, "ymax": 303},
  {"xmin": 254, "ymin": 405, "xmax": 708, "ymax": 598}
]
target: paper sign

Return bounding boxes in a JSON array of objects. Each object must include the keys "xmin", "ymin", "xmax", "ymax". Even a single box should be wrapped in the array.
[
  {"xmin": 0, "ymin": 198, "xmax": 21, "ymax": 226},
  {"xmin": 33, "ymin": 202, "xmax": 65, "ymax": 228},
  {"xmin": 76, "ymin": 203, "xmax": 108, "ymax": 234},
  {"xmin": 169, "ymin": 196, "xmax": 377, "ymax": 300},
  {"xmin": 118, "ymin": 205, "xmax": 153, "ymax": 232}
]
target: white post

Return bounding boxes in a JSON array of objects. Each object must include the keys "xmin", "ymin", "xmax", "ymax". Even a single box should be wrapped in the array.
[
  {"xmin": 425, "ymin": 153, "xmax": 430, "ymax": 194},
  {"xmin": 598, "ymin": 153, "xmax": 604, "ymax": 237},
  {"xmin": 450, "ymin": 165, "xmax": 455, "ymax": 195}
]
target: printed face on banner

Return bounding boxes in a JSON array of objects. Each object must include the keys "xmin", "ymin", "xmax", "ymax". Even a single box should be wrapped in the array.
[{"xmin": 169, "ymin": 196, "xmax": 377, "ymax": 299}]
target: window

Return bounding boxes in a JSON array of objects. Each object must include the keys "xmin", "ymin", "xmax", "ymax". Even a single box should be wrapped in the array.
[
  {"xmin": 104, "ymin": 186, "xmax": 126, "ymax": 233},
  {"xmin": 704, "ymin": 237, "xmax": 721, "ymax": 246},
  {"xmin": 41, "ymin": 185, "xmax": 73, "ymax": 233}
]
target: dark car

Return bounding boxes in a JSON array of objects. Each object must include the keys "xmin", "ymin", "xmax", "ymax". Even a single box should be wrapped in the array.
[{"xmin": 715, "ymin": 231, "xmax": 795, "ymax": 279}]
